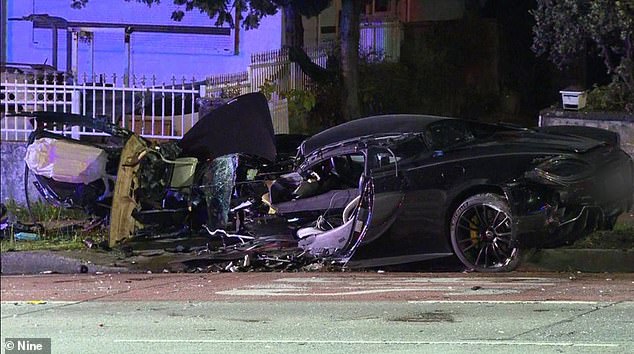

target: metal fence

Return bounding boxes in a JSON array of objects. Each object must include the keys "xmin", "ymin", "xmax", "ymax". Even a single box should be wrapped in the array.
[
  {"xmin": 1, "ymin": 72, "xmax": 202, "ymax": 141},
  {"xmin": 205, "ymin": 71, "xmax": 251, "ymax": 98},
  {"xmin": 204, "ymin": 46, "xmax": 328, "ymax": 136},
  {"xmin": 245, "ymin": 46, "xmax": 328, "ymax": 94},
  {"xmin": 360, "ymin": 20, "xmax": 402, "ymax": 62}
]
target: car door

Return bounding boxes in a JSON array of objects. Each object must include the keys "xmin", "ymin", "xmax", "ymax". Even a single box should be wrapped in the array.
[
  {"xmin": 357, "ymin": 146, "xmax": 406, "ymax": 245},
  {"xmin": 295, "ymin": 148, "xmax": 374, "ymax": 261}
]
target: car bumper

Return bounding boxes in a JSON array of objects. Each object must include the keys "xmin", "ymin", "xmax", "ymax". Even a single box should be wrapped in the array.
[
  {"xmin": 505, "ymin": 175, "xmax": 633, "ymax": 248},
  {"xmin": 511, "ymin": 204, "xmax": 616, "ymax": 248}
]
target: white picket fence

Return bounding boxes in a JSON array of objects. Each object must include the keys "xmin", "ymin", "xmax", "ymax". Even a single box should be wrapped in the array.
[
  {"xmin": 247, "ymin": 46, "xmax": 328, "ymax": 93},
  {"xmin": 1, "ymin": 72, "xmax": 204, "ymax": 141}
]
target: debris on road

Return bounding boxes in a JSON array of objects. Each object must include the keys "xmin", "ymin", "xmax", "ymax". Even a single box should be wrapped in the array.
[
  {"xmin": 14, "ymin": 232, "xmax": 40, "ymax": 241},
  {"xmin": 26, "ymin": 300, "xmax": 47, "ymax": 305}
]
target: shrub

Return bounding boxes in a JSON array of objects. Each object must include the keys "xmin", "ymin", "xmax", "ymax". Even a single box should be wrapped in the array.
[{"xmin": 587, "ymin": 82, "xmax": 634, "ymax": 113}]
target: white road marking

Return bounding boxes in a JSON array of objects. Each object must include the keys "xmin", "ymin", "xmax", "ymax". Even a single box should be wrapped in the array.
[
  {"xmin": 276, "ymin": 277, "xmax": 562, "ymax": 284},
  {"xmin": 218, "ymin": 276, "xmax": 559, "ymax": 297},
  {"xmin": 407, "ymin": 300, "xmax": 603, "ymax": 304},
  {"xmin": 216, "ymin": 288, "xmax": 447, "ymax": 296},
  {"xmin": 113, "ymin": 339, "xmax": 620, "ymax": 347}
]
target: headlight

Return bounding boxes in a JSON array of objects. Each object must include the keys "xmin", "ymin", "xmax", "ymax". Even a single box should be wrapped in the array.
[{"xmin": 532, "ymin": 158, "xmax": 592, "ymax": 184}]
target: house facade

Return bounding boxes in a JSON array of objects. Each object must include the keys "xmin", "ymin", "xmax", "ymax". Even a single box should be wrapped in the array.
[
  {"xmin": 302, "ymin": 0, "xmax": 466, "ymax": 47},
  {"xmin": 2, "ymin": 0, "xmax": 469, "ymax": 82},
  {"xmin": 2, "ymin": 0, "xmax": 282, "ymax": 84}
]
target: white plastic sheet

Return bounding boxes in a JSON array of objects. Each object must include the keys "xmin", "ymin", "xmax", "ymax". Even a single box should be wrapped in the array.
[{"xmin": 24, "ymin": 138, "xmax": 108, "ymax": 184}]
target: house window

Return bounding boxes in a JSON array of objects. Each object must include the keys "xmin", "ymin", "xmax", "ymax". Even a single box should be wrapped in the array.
[
  {"xmin": 320, "ymin": 26, "xmax": 337, "ymax": 34},
  {"xmin": 365, "ymin": 0, "xmax": 393, "ymax": 19}
]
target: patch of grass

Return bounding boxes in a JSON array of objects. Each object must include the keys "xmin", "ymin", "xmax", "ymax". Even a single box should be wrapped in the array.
[
  {"xmin": 5, "ymin": 200, "xmax": 88, "ymax": 224},
  {"xmin": 2, "ymin": 200, "xmax": 105, "ymax": 252},
  {"xmin": 566, "ymin": 223, "xmax": 634, "ymax": 249}
]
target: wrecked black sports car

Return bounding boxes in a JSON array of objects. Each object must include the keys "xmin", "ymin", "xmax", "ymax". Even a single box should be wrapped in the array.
[
  {"xmin": 16, "ymin": 94, "xmax": 634, "ymax": 272},
  {"xmin": 276, "ymin": 116, "xmax": 633, "ymax": 271},
  {"xmin": 19, "ymin": 93, "xmax": 279, "ymax": 244}
]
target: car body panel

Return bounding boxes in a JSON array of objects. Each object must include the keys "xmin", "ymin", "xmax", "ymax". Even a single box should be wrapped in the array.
[
  {"xmin": 179, "ymin": 92, "xmax": 276, "ymax": 162},
  {"xmin": 109, "ymin": 134, "xmax": 147, "ymax": 246}
]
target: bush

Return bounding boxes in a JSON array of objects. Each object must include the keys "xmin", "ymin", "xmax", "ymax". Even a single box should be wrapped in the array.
[{"xmin": 587, "ymin": 82, "xmax": 634, "ymax": 113}]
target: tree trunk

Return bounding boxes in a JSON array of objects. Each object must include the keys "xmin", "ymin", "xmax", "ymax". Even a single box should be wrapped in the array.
[
  {"xmin": 339, "ymin": 0, "xmax": 362, "ymax": 120},
  {"xmin": 283, "ymin": 5, "xmax": 304, "ymax": 48}
]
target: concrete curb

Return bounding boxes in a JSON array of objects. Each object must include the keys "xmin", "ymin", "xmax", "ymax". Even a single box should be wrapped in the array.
[
  {"xmin": 2, "ymin": 249, "xmax": 633, "ymax": 274},
  {"xmin": 0, "ymin": 251, "xmax": 128, "ymax": 275}
]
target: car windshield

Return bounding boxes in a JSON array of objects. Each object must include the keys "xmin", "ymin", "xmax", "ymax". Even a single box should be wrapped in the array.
[{"xmin": 425, "ymin": 120, "xmax": 501, "ymax": 149}]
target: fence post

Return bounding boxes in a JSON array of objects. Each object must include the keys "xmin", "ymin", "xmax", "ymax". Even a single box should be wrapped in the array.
[
  {"xmin": 71, "ymin": 89, "xmax": 81, "ymax": 139},
  {"xmin": 248, "ymin": 65, "xmax": 256, "ymax": 93}
]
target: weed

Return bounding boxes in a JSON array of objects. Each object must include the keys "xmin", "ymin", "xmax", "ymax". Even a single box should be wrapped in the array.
[{"xmin": 2, "ymin": 200, "xmax": 106, "ymax": 252}]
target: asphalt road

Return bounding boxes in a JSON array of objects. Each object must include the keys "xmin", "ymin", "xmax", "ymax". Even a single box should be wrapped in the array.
[{"xmin": 1, "ymin": 272, "xmax": 633, "ymax": 353}]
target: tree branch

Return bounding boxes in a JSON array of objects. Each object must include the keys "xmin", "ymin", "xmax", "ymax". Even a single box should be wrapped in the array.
[{"xmin": 287, "ymin": 46, "xmax": 337, "ymax": 83}]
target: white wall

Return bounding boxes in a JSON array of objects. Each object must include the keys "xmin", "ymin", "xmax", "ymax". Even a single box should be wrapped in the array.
[
  {"xmin": 6, "ymin": 0, "xmax": 282, "ymax": 83},
  {"xmin": 303, "ymin": 0, "xmax": 340, "ymax": 47}
]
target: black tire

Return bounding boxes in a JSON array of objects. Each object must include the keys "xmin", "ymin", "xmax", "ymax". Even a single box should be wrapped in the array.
[{"xmin": 450, "ymin": 193, "xmax": 521, "ymax": 272}]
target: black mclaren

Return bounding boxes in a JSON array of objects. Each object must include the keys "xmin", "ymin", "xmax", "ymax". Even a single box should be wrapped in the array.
[{"xmin": 268, "ymin": 114, "xmax": 633, "ymax": 272}]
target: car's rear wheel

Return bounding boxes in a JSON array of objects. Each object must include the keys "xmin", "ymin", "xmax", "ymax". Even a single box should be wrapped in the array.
[{"xmin": 450, "ymin": 193, "xmax": 521, "ymax": 272}]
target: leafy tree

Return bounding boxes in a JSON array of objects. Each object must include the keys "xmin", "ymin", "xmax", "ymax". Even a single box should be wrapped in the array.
[
  {"xmin": 531, "ymin": 0, "xmax": 633, "ymax": 94},
  {"xmin": 72, "ymin": 0, "xmax": 364, "ymax": 120}
]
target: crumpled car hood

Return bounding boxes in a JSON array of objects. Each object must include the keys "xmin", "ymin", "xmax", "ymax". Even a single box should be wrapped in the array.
[{"xmin": 179, "ymin": 92, "xmax": 277, "ymax": 162}]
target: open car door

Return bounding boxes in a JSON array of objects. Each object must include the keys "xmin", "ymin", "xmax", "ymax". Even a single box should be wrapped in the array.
[
  {"xmin": 292, "ymin": 144, "xmax": 405, "ymax": 264},
  {"xmin": 297, "ymin": 173, "xmax": 374, "ymax": 263}
]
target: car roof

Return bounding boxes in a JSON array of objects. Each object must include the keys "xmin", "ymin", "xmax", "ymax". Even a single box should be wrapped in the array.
[{"xmin": 299, "ymin": 114, "xmax": 451, "ymax": 156}]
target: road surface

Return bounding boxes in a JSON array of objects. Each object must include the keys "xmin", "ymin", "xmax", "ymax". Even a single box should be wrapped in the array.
[{"xmin": 1, "ymin": 272, "xmax": 633, "ymax": 353}]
